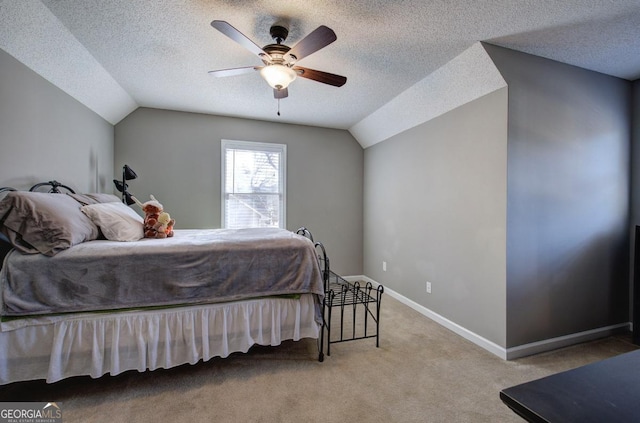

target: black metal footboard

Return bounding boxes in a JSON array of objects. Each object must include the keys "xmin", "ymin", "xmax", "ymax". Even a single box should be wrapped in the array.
[
  {"xmin": 324, "ymin": 271, "xmax": 384, "ymax": 356},
  {"xmin": 297, "ymin": 227, "xmax": 384, "ymax": 361}
]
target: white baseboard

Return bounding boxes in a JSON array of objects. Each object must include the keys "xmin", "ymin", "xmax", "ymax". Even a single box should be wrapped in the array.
[
  {"xmin": 504, "ymin": 322, "xmax": 631, "ymax": 359},
  {"xmin": 344, "ymin": 275, "xmax": 631, "ymax": 360}
]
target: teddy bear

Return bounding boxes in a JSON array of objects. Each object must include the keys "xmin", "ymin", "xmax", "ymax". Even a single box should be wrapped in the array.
[
  {"xmin": 132, "ymin": 195, "xmax": 175, "ymax": 238},
  {"xmin": 156, "ymin": 209, "xmax": 175, "ymax": 238}
]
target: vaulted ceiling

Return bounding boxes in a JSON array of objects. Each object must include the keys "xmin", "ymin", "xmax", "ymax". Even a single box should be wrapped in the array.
[{"xmin": 1, "ymin": 0, "xmax": 639, "ymax": 136}]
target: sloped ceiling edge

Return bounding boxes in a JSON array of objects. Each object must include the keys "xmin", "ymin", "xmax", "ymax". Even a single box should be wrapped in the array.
[
  {"xmin": 349, "ymin": 42, "xmax": 507, "ymax": 149},
  {"xmin": 0, "ymin": 1, "xmax": 137, "ymax": 125}
]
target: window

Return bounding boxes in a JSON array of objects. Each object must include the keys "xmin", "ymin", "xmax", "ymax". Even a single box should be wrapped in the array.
[{"xmin": 221, "ymin": 140, "xmax": 286, "ymax": 229}]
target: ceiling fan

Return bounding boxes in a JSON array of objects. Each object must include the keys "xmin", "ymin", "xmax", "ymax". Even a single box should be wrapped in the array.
[{"xmin": 208, "ymin": 20, "xmax": 347, "ymax": 102}]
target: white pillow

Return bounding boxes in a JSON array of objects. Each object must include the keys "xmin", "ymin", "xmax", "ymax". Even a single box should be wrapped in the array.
[{"xmin": 81, "ymin": 202, "xmax": 144, "ymax": 242}]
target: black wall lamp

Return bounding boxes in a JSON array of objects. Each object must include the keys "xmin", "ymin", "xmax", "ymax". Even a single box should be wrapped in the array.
[{"xmin": 113, "ymin": 164, "xmax": 137, "ymax": 205}]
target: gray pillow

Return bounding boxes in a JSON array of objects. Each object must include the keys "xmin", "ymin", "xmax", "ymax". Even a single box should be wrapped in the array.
[
  {"xmin": 67, "ymin": 192, "xmax": 121, "ymax": 206},
  {"xmin": 0, "ymin": 192, "xmax": 100, "ymax": 256}
]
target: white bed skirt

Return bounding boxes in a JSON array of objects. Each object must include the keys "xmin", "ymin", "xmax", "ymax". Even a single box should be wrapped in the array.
[{"xmin": 0, "ymin": 294, "xmax": 320, "ymax": 384}]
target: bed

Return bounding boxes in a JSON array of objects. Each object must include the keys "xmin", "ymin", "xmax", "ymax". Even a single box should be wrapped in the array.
[{"xmin": 0, "ymin": 183, "xmax": 325, "ymax": 384}]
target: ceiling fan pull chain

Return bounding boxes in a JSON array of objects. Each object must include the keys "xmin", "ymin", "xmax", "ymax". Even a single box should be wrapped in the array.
[{"xmin": 277, "ymin": 98, "xmax": 281, "ymax": 116}]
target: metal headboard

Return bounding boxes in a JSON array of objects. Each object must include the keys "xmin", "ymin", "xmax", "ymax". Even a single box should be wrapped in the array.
[
  {"xmin": 28, "ymin": 180, "xmax": 75, "ymax": 194},
  {"xmin": 296, "ymin": 227, "xmax": 315, "ymax": 243}
]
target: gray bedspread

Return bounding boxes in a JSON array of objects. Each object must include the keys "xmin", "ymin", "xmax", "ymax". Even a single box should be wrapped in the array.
[{"xmin": 1, "ymin": 228, "xmax": 324, "ymax": 317}]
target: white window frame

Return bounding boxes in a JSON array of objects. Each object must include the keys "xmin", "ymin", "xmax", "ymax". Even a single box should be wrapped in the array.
[{"xmin": 221, "ymin": 139, "xmax": 287, "ymax": 229}]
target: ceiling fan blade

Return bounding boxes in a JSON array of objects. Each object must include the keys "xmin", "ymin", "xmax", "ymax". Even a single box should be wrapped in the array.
[
  {"xmin": 286, "ymin": 26, "xmax": 337, "ymax": 62},
  {"xmin": 274, "ymin": 88, "xmax": 288, "ymax": 99},
  {"xmin": 208, "ymin": 66, "xmax": 261, "ymax": 78},
  {"xmin": 211, "ymin": 20, "xmax": 268, "ymax": 58},
  {"xmin": 293, "ymin": 66, "xmax": 347, "ymax": 87}
]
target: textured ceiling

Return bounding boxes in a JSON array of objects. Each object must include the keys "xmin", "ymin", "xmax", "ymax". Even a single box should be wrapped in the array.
[{"xmin": 1, "ymin": 0, "xmax": 639, "ymax": 133}]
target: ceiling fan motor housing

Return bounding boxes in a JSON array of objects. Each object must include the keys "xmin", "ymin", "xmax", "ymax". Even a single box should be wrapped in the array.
[
  {"xmin": 262, "ymin": 43, "xmax": 292, "ymax": 65},
  {"xmin": 269, "ymin": 25, "xmax": 289, "ymax": 44}
]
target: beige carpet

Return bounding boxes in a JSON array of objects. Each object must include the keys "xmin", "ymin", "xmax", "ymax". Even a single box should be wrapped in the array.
[{"xmin": 1, "ymin": 296, "xmax": 637, "ymax": 422}]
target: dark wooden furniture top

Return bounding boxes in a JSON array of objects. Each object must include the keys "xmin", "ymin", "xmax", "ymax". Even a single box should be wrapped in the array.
[{"xmin": 500, "ymin": 349, "xmax": 640, "ymax": 422}]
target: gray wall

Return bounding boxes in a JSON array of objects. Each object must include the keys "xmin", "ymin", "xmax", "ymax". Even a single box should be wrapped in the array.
[
  {"xmin": 115, "ymin": 107, "xmax": 363, "ymax": 275},
  {"xmin": 363, "ymin": 88, "xmax": 509, "ymax": 346},
  {"xmin": 632, "ymin": 80, "xmax": 640, "ymax": 322},
  {"xmin": 0, "ymin": 48, "xmax": 113, "ymax": 192},
  {"xmin": 633, "ymin": 80, "xmax": 640, "ymax": 226},
  {"xmin": 485, "ymin": 45, "xmax": 631, "ymax": 348}
]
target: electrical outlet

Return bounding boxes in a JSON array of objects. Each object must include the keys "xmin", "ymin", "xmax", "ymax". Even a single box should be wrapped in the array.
[
  {"xmin": 426, "ymin": 281, "xmax": 432, "ymax": 293},
  {"xmin": 382, "ymin": 261, "xmax": 387, "ymax": 272}
]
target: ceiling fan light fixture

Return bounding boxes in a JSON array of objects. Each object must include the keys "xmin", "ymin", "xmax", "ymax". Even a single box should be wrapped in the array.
[{"xmin": 260, "ymin": 64, "xmax": 297, "ymax": 90}]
